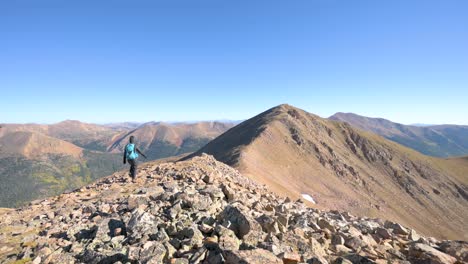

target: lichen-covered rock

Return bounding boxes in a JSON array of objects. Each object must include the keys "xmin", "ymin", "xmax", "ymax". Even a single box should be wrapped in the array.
[{"xmin": 126, "ymin": 209, "xmax": 158, "ymax": 243}]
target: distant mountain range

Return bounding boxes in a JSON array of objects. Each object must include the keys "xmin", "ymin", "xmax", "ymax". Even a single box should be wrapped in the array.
[
  {"xmin": 0, "ymin": 121, "xmax": 234, "ymax": 207},
  {"xmin": 187, "ymin": 104, "xmax": 468, "ymax": 240},
  {"xmin": 329, "ymin": 113, "xmax": 468, "ymax": 157},
  {"xmin": 2, "ymin": 107, "xmax": 467, "ymax": 241}
]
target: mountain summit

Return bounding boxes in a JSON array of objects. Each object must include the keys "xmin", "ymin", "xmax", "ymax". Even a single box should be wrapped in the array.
[
  {"xmin": 188, "ymin": 104, "xmax": 468, "ymax": 240},
  {"xmin": 1, "ymin": 154, "xmax": 466, "ymax": 263}
]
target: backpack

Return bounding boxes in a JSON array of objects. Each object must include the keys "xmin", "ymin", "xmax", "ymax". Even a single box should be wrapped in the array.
[{"xmin": 125, "ymin": 143, "xmax": 139, "ymax": 160}]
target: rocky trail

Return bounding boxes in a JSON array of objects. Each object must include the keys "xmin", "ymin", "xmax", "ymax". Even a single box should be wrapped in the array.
[{"xmin": 0, "ymin": 154, "xmax": 466, "ymax": 264}]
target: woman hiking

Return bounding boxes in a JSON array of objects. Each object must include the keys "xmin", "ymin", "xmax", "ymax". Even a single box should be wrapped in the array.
[{"xmin": 123, "ymin": 136, "xmax": 147, "ymax": 183}]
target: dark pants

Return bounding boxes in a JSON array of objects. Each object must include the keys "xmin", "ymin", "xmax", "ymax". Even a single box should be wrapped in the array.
[{"xmin": 128, "ymin": 159, "xmax": 138, "ymax": 179}]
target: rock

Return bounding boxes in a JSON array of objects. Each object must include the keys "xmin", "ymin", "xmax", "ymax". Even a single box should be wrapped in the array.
[
  {"xmin": 278, "ymin": 251, "xmax": 301, "ymax": 264},
  {"xmin": 216, "ymin": 225, "xmax": 241, "ymax": 251},
  {"xmin": 333, "ymin": 257, "xmax": 353, "ymax": 264},
  {"xmin": 392, "ymin": 223, "xmax": 409, "ymax": 235},
  {"xmin": 191, "ymin": 195, "xmax": 212, "ymax": 211},
  {"xmin": 376, "ymin": 227, "xmax": 392, "ymax": 239},
  {"xmin": 99, "ymin": 203, "xmax": 111, "ymax": 214},
  {"xmin": 408, "ymin": 243, "xmax": 457, "ymax": 264},
  {"xmin": 152, "ymin": 228, "xmax": 170, "ymax": 242},
  {"xmin": 318, "ymin": 218, "xmax": 336, "ymax": 232},
  {"xmin": 223, "ymin": 248, "xmax": 283, "ymax": 264},
  {"xmin": 203, "ymin": 236, "xmax": 219, "ymax": 250},
  {"xmin": 170, "ymin": 258, "xmax": 189, "ymax": 264},
  {"xmin": 46, "ymin": 212, "xmax": 55, "ymax": 220},
  {"xmin": 344, "ymin": 236, "xmax": 365, "ymax": 251},
  {"xmin": 331, "ymin": 234, "xmax": 345, "ymax": 245},
  {"xmin": 332, "ymin": 245, "xmax": 353, "ymax": 255},
  {"xmin": 140, "ymin": 241, "xmax": 167, "ymax": 263},
  {"xmin": 202, "ymin": 174, "xmax": 214, "ymax": 184},
  {"xmin": 308, "ymin": 256, "xmax": 329, "ymax": 264},
  {"xmin": 200, "ymin": 185, "xmax": 225, "ymax": 200},
  {"xmin": 343, "ymin": 254, "xmax": 376, "ymax": 264},
  {"xmin": 408, "ymin": 229, "xmax": 420, "ymax": 241},
  {"xmin": 127, "ymin": 194, "xmax": 149, "ymax": 210},
  {"xmin": 222, "ymin": 184, "xmax": 237, "ymax": 202},
  {"xmin": 438, "ymin": 240, "xmax": 468, "ymax": 262},
  {"xmin": 179, "ymin": 225, "xmax": 204, "ymax": 248},
  {"xmin": 221, "ymin": 205, "xmax": 263, "ymax": 246},
  {"xmin": 32, "ymin": 256, "xmax": 41, "ymax": 264},
  {"xmin": 256, "ymin": 214, "xmax": 280, "ymax": 234},
  {"xmin": 126, "ymin": 209, "xmax": 158, "ymax": 243},
  {"xmin": 199, "ymin": 223, "xmax": 214, "ymax": 234},
  {"xmin": 168, "ymin": 203, "xmax": 182, "ymax": 219}
]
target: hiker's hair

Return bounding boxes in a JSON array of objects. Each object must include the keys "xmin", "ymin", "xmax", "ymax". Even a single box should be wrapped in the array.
[{"xmin": 129, "ymin": 136, "xmax": 135, "ymax": 143}]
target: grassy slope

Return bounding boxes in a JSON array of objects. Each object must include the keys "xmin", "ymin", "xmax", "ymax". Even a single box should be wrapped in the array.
[
  {"xmin": 0, "ymin": 151, "xmax": 123, "ymax": 208},
  {"xmin": 194, "ymin": 104, "xmax": 468, "ymax": 240}
]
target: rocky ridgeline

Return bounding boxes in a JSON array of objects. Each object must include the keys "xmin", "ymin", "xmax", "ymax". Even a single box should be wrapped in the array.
[{"xmin": 0, "ymin": 154, "xmax": 466, "ymax": 264}]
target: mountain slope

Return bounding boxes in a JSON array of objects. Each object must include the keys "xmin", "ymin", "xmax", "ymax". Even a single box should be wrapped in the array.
[
  {"xmin": 1, "ymin": 154, "xmax": 466, "ymax": 264},
  {"xmin": 329, "ymin": 112, "xmax": 468, "ymax": 157},
  {"xmin": 0, "ymin": 131, "xmax": 83, "ymax": 159},
  {"xmin": 0, "ymin": 120, "xmax": 234, "ymax": 207},
  {"xmin": 189, "ymin": 104, "xmax": 468, "ymax": 240},
  {"xmin": 0, "ymin": 131, "xmax": 123, "ymax": 207},
  {"xmin": 108, "ymin": 121, "xmax": 234, "ymax": 160}
]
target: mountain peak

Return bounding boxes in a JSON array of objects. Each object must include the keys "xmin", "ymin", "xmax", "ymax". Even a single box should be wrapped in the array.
[{"xmin": 189, "ymin": 105, "xmax": 468, "ymax": 240}]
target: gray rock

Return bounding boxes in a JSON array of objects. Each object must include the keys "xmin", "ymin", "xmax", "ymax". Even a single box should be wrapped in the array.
[
  {"xmin": 409, "ymin": 243, "xmax": 457, "ymax": 264},
  {"xmin": 216, "ymin": 225, "xmax": 241, "ymax": 251},
  {"xmin": 126, "ymin": 209, "xmax": 158, "ymax": 243},
  {"xmin": 221, "ymin": 205, "xmax": 263, "ymax": 246},
  {"xmin": 376, "ymin": 227, "xmax": 392, "ymax": 239},
  {"xmin": 438, "ymin": 240, "xmax": 468, "ymax": 261}
]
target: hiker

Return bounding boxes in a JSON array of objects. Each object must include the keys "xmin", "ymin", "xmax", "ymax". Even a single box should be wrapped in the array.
[{"xmin": 123, "ymin": 136, "xmax": 147, "ymax": 182}]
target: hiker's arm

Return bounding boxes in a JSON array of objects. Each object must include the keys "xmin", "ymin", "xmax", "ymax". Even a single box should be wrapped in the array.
[
  {"xmin": 136, "ymin": 148, "xmax": 147, "ymax": 159},
  {"xmin": 123, "ymin": 148, "xmax": 127, "ymax": 164}
]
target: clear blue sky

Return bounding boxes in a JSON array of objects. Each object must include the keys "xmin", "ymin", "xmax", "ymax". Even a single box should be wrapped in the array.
[{"xmin": 1, "ymin": 0, "xmax": 467, "ymax": 125}]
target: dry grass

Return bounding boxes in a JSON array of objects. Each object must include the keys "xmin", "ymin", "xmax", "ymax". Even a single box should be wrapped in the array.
[{"xmin": 194, "ymin": 104, "xmax": 468, "ymax": 240}]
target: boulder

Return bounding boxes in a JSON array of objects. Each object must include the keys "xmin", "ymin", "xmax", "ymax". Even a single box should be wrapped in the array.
[
  {"xmin": 438, "ymin": 240, "xmax": 468, "ymax": 262},
  {"xmin": 376, "ymin": 227, "xmax": 392, "ymax": 239},
  {"xmin": 392, "ymin": 223, "xmax": 409, "ymax": 236},
  {"xmin": 221, "ymin": 205, "xmax": 264, "ymax": 247},
  {"xmin": 216, "ymin": 225, "xmax": 241, "ymax": 251},
  {"xmin": 408, "ymin": 243, "xmax": 457, "ymax": 264},
  {"xmin": 331, "ymin": 234, "xmax": 345, "ymax": 245},
  {"xmin": 126, "ymin": 209, "xmax": 158, "ymax": 243},
  {"xmin": 318, "ymin": 218, "xmax": 336, "ymax": 232}
]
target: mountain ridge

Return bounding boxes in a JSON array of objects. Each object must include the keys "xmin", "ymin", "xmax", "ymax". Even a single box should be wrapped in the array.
[
  {"xmin": 188, "ymin": 104, "xmax": 468, "ymax": 240},
  {"xmin": 329, "ymin": 112, "xmax": 468, "ymax": 157}
]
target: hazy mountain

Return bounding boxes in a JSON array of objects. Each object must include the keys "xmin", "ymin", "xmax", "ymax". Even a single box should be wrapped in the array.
[
  {"xmin": 102, "ymin": 122, "xmax": 143, "ymax": 130},
  {"xmin": 108, "ymin": 121, "xmax": 235, "ymax": 160},
  {"xmin": 0, "ymin": 120, "xmax": 120, "ymax": 152},
  {"xmin": 0, "ymin": 120, "xmax": 233, "ymax": 207},
  {"xmin": 329, "ymin": 112, "xmax": 468, "ymax": 157},
  {"xmin": 187, "ymin": 104, "xmax": 468, "ymax": 240}
]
